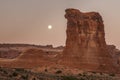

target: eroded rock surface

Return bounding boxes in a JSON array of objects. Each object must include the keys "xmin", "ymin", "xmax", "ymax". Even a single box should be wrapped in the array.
[{"xmin": 60, "ymin": 8, "xmax": 119, "ymax": 73}]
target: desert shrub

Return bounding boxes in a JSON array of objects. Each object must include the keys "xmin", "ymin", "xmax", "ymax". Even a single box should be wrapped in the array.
[
  {"xmin": 82, "ymin": 72, "xmax": 87, "ymax": 77},
  {"xmin": 79, "ymin": 78, "xmax": 85, "ymax": 80},
  {"xmin": 99, "ymin": 72, "xmax": 103, "ymax": 75},
  {"xmin": 91, "ymin": 71, "xmax": 96, "ymax": 74},
  {"xmin": 55, "ymin": 70, "xmax": 62, "ymax": 74},
  {"xmin": 12, "ymin": 72, "xmax": 18, "ymax": 77},
  {"xmin": 78, "ymin": 73, "xmax": 82, "ymax": 76},
  {"xmin": 3, "ymin": 70, "xmax": 8, "ymax": 74},
  {"xmin": 15, "ymin": 68, "xmax": 25, "ymax": 72},
  {"xmin": 62, "ymin": 76, "xmax": 78, "ymax": 80},
  {"xmin": 21, "ymin": 75, "xmax": 28, "ymax": 79},
  {"xmin": 15, "ymin": 68, "xmax": 28, "ymax": 73},
  {"xmin": 44, "ymin": 69, "xmax": 48, "ymax": 72},
  {"xmin": 32, "ymin": 78, "xmax": 36, "ymax": 80},
  {"xmin": 9, "ymin": 74, "xmax": 12, "ymax": 78},
  {"xmin": 109, "ymin": 73, "xmax": 115, "ymax": 77}
]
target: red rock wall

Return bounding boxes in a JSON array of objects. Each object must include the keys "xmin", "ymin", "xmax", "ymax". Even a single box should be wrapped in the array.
[{"xmin": 60, "ymin": 8, "xmax": 119, "ymax": 73}]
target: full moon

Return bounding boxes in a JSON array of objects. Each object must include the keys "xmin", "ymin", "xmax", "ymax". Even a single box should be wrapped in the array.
[{"xmin": 48, "ymin": 25, "xmax": 52, "ymax": 29}]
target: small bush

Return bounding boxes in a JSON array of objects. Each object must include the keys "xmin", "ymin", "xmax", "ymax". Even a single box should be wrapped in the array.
[
  {"xmin": 80, "ymin": 78, "xmax": 85, "ymax": 80},
  {"xmin": 3, "ymin": 70, "xmax": 8, "ymax": 74},
  {"xmin": 12, "ymin": 72, "xmax": 18, "ymax": 77},
  {"xmin": 109, "ymin": 73, "xmax": 115, "ymax": 77},
  {"xmin": 92, "ymin": 71, "xmax": 96, "ymax": 74},
  {"xmin": 99, "ymin": 72, "xmax": 103, "ymax": 75},
  {"xmin": 55, "ymin": 70, "xmax": 62, "ymax": 74},
  {"xmin": 62, "ymin": 76, "xmax": 78, "ymax": 80},
  {"xmin": 44, "ymin": 69, "xmax": 48, "ymax": 72},
  {"xmin": 78, "ymin": 73, "xmax": 82, "ymax": 76},
  {"xmin": 21, "ymin": 75, "xmax": 28, "ymax": 79},
  {"xmin": 82, "ymin": 72, "xmax": 87, "ymax": 77},
  {"xmin": 15, "ymin": 68, "xmax": 25, "ymax": 72}
]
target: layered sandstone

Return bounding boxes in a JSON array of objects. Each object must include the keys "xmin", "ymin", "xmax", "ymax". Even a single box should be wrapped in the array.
[{"xmin": 60, "ymin": 8, "xmax": 119, "ymax": 73}]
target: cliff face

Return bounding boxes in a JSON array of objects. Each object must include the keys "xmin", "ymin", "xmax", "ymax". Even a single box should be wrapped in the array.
[
  {"xmin": 60, "ymin": 8, "xmax": 119, "ymax": 73},
  {"xmin": 65, "ymin": 9, "xmax": 106, "ymax": 49}
]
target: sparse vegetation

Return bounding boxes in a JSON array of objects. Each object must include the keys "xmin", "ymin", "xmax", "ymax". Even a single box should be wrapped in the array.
[
  {"xmin": 15, "ymin": 68, "xmax": 25, "ymax": 72},
  {"xmin": 99, "ymin": 72, "xmax": 103, "ymax": 75},
  {"xmin": 45, "ymin": 69, "xmax": 48, "ymax": 72},
  {"xmin": 109, "ymin": 73, "xmax": 115, "ymax": 77},
  {"xmin": 82, "ymin": 72, "xmax": 87, "ymax": 77},
  {"xmin": 0, "ymin": 67, "xmax": 119, "ymax": 80},
  {"xmin": 21, "ymin": 75, "xmax": 28, "ymax": 79},
  {"xmin": 62, "ymin": 76, "xmax": 78, "ymax": 80},
  {"xmin": 91, "ymin": 71, "xmax": 96, "ymax": 74},
  {"xmin": 55, "ymin": 70, "xmax": 62, "ymax": 74},
  {"xmin": 12, "ymin": 72, "xmax": 18, "ymax": 77},
  {"xmin": 78, "ymin": 73, "xmax": 82, "ymax": 76}
]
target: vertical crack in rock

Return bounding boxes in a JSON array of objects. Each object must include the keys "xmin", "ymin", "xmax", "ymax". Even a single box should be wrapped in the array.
[{"xmin": 60, "ymin": 8, "xmax": 119, "ymax": 73}]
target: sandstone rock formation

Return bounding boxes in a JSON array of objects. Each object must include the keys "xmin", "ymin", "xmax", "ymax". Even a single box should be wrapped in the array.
[
  {"xmin": 60, "ymin": 8, "xmax": 119, "ymax": 73},
  {"xmin": 0, "ymin": 50, "xmax": 21, "ymax": 59},
  {"xmin": 107, "ymin": 45, "xmax": 120, "ymax": 65}
]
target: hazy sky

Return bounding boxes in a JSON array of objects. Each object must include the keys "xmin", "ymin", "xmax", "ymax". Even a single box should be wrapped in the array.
[{"xmin": 0, "ymin": 0, "xmax": 120, "ymax": 49}]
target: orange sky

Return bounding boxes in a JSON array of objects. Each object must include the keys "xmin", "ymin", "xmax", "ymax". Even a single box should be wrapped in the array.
[{"xmin": 0, "ymin": 0, "xmax": 120, "ymax": 49}]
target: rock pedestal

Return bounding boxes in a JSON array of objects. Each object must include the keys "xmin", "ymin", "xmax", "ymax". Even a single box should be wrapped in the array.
[{"xmin": 60, "ymin": 8, "xmax": 119, "ymax": 73}]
